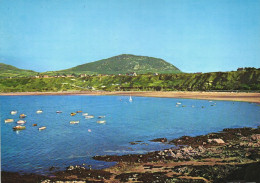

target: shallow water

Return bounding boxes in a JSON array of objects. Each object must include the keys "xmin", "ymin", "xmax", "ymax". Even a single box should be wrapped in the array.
[{"xmin": 1, "ymin": 95, "xmax": 259, "ymax": 174}]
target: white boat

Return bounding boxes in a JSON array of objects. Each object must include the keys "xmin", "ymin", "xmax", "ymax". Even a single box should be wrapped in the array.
[
  {"xmin": 36, "ymin": 110, "xmax": 43, "ymax": 114},
  {"xmin": 82, "ymin": 113, "xmax": 89, "ymax": 116},
  {"xmin": 56, "ymin": 111, "xmax": 62, "ymax": 113},
  {"xmin": 39, "ymin": 126, "xmax": 46, "ymax": 131},
  {"xmin": 70, "ymin": 121, "xmax": 80, "ymax": 124},
  {"xmin": 97, "ymin": 120, "xmax": 106, "ymax": 124},
  {"xmin": 85, "ymin": 115, "xmax": 94, "ymax": 119},
  {"xmin": 98, "ymin": 116, "xmax": 105, "ymax": 118},
  {"xmin": 10, "ymin": 111, "xmax": 17, "ymax": 115},
  {"xmin": 129, "ymin": 96, "xmax": 133, "ymax": 102},
  {"xmin": 17, "ymin": 120, "xmax": 26, "ymax": 124},
  {"xmin": 176, "ymin": 102, "xmax": 181, "ymax": 105},
  {"xmin": 5, "ymin": 119, "xmax": 14, "ymax": 123}
]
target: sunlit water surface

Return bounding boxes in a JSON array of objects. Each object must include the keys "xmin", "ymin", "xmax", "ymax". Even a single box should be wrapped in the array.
[{"xmin": 1, "ymin": 95, "xmax": 259, "ymax": 174}]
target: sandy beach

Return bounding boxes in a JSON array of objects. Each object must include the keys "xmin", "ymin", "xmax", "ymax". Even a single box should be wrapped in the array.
[{"xmin": 1, "ymin": 91, "xmax": 260, "ymax": 103}]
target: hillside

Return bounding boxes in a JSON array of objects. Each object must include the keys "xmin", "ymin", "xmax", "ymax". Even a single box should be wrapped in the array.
[
  {"xmin": 0, "ymin": 63, "xmax": 37, "ymax": 78},
  {"xmin": 57, "ymin": 54, "xmax": 181, "ymax": 75},
  {"xmin": 0, "ymin": 70, "xmax": 259, "ymax": 92}
]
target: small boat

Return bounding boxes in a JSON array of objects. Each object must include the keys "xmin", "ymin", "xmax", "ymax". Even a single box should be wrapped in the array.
[
  {"xmin": 13, "ymin": 125, "xmax": 26, "ymax": 130},
  {"xmin": 176, "ymin": 102, "xmax": 181, "ymax": 105},
  {"xmin": 33, "ymin": 124, "xmax": 37, "ymax": 126},
  {"xmin": 5, "ymin": 119, "xmax": 14, "ymax": 123},
  {"xmin": 76, "ymin": 111, "xmax": 82, "ymax": 113},
  {"xmin": 70, "ymin": 121, "xmax": 80, "ymax": 124},
  {"xmin": 71, "ymin": 113, "xmax": 76, "ymax": 116},
  {"xmin": 17, "ymin": 120, "xmax": 26, "ymax": 124},
  {"xmin": 38, "ymin": 126, "xmax": 46, "ymax": 130},
  {"xmin": 10, "ymin": 111, "xmax": 17, "ymax": 115},
  {"xmin": 56, "ymin": 111, "xmax": 62, "ymax": 113},
  {"xmin": 36, "ymin": 110, "xmax": 43, "ymax": 114},
  {"xmin": 19, "ymin": 114, "xmax": 27, "ymax": 118},
  {"xmin": 97, "ymin": 120, "xmax": 106, "ymax": 124},
  {"xmin": 129, "ymin": 96, "xmax": 133, "ymax": 102},
  {"xmin": 85, "ymin": 115, "xmax": 94, "ymax": 119},
  {"xmin": 98, "ymin": 116, "xmax": 105, "ymax": 118},
  {"xmin": 82, "ymin": 113, "xmax": 89, "ymax": 116}
]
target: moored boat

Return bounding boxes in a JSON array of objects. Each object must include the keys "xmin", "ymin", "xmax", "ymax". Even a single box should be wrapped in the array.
[
  {"xmin": 38, "ymin": 126, "xmax": 46, "ymax": 130},
  {"xmin": 98, "ymin": 116, "xmax": 105, "ymax": 118},
  {"xmin": 17, "ymin": 120, "xmax": 26, "ymax": 124},
  {"xmin": 76, "ymin": 111, "xmax": 82, "ymax": 113},
  {"xmin": 71, "ymin": 113, "xmax": 76, "ymax": 116},
  {"xmin": 97, "ymin": 120, "xmax": 106, "ymax": 124},
  {"xmin": 85, "ymin": 115, "xmax": 94, "ymax": 119},
  {"xmin": 36, "ymin": 110, "xmax": 43, "ymax": 114},
  {"xmin": 176, "ymin": 102, "xmax": 181, "ymax": 105},
  {"xmin": 19, "ymin": 114, "xmax": 27, "ymax": 118},
  {"xmin": 70, "ymin": 121, "xmax": 80, "ymax": 124},
  {"xmin": 33, "ymin": 124, "xmax": 37, "ymax": 126},
  {"xmin": 13, "ymin": 125, "xmax": 26, "ymax": 130},
  {"xmin": 10, "ymin": 111, "xmax": 17, "ymax": 115},
  {"xmin": 82, "ymin": 113, "xmax": 89, "ymax": 116},
  {"xmin": 129, "ymin": 96, "xmax": 133, "ymax": 102},
  {"xmin": 56, "ymin": 111, "xmax": 62, "ymax": 113},
  {"xmin": 5, "ymin": 119, "xmax": 14, "ymax": 123}
]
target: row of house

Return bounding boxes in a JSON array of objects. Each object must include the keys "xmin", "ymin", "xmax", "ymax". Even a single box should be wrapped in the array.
[
  {"xmin": 31, "ymin": 72, "xmax": 163, "ymax": 78},
  {"xmin": 35, "ymin": 75, "xmax": 75, "ymax": 78},
  {"xmin": 34, "ymin": 72, "xmax": 141, "ymax": 78}
]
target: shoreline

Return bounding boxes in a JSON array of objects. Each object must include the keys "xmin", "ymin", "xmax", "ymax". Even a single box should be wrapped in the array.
[
  {"xmin": 2, "ymin": 126, "xmax": 260, "ymax": 182},
  {"xmin": 0, "ymin": 91, "xmax": 260, "ymax": 103}
]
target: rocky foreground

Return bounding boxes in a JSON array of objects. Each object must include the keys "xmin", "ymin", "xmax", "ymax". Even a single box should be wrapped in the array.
[{"xmin": 2, "ymin": 127, "xmax": 260, "ymax": 183}]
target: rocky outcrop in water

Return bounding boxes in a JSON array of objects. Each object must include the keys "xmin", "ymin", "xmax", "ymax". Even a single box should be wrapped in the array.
[{"xmin": 2, "ymin": 126, "xmax": 260, "ymax": 182}]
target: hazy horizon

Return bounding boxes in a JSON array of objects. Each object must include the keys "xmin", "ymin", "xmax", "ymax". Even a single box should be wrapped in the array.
[{"xmin": 1, "ymin": 0, "xmax": 260, "ymax": 73}]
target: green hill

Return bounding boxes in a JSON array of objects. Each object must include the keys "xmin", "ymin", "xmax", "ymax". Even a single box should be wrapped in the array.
[
  {"xmin": 0, "ymin": 63, "xmax": 37, "ymax": 78},
  {"xmin": 1, "ymin": 70, "xmax": 259, "ymax": 92},
  {"xmin": 58, "ymin": 54, "xmax": 181, "ymax": 75}
]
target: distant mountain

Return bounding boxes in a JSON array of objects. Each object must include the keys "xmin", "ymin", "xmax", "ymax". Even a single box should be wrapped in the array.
[
  {"xmin": 58, "ymin": 54, "xmax": 181, "ymax": 75},
  {"xmin": 0, "ymin": 63, "xmax": 37, "ymax": 78}
]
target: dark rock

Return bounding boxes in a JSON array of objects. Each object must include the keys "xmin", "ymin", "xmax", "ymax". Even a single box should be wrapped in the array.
[
  {"xmin": 1, "ymin": 171, "xmax": 47, "ymax": 183},
  {"xmin": 49, "ymin": 166, "xmax": 59, "ymax": 171},
  {"xmin": 150, "ymin": 138, "xmax": 168, "ymax": 143}
]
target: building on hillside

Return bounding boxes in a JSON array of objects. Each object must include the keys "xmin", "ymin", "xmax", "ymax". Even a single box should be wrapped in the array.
[
  {"xmin": 154, "ymin": 73, "xmax": 159, "ymax": 76},
  {"xmin": 66, "ymin": 74, "xmax": 74, "ymax": 78},
  {"xmin": 128, "ymin": 72, "xmax": 137, "ymax": 76},
  {"xmin": 43, "ymin": 75, "xmax": 49, "ymax": 78},
  {"xmin": 237, "ymin": 68, "xmax": 245, "ymax": 71},
  {"xmin": 80, "ymin": 74, "xmax": 87, "ymax": 77}
]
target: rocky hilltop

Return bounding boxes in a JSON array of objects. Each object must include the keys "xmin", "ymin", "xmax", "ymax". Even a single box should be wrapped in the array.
[{"xmin": 59, "ymin": 54, "xmax": 181, "ymax": 75}]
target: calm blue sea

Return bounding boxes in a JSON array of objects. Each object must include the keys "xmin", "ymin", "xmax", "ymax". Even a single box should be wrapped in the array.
[{"xmin": 1, "ymin": 95, "xmax": 259, "ymax": 174}]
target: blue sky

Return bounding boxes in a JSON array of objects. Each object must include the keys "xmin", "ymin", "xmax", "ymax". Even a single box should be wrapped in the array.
[{"xmin": 0, "ymin": 0, "xmax": 259, "ymax": 73}]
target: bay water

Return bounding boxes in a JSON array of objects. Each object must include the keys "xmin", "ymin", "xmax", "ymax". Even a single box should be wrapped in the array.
[{"xmin": 1, "ymin": 95, "xmax": 259, "ymax": 174}]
